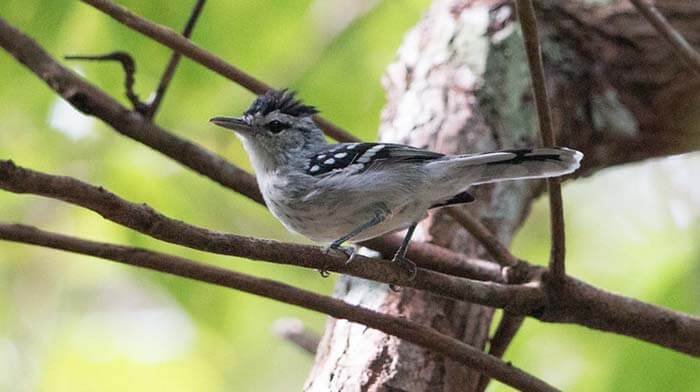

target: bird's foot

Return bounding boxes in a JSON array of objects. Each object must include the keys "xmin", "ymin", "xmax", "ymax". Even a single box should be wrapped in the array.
[
  {"xmin": 323, "ymin": 244, "xmax": 357, "ymax": 264},
  {"xmin": 319, "ymin": 244, "xmax": 357, "ymax": 277}
]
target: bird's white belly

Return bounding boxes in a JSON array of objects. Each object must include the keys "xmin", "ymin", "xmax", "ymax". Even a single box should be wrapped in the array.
[
  {"xmin": 269, "ymin": 196, "xmax": 427, "ymax": 244},
  {"xmin": 260, "ymin": 170, "xmax": 431, "ymax": 244}
]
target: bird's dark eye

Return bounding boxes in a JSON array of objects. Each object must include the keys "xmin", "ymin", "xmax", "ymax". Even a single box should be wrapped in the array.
[{"xmin": 267, "ymin": 120, "xmax": 289, "ymax": 134}]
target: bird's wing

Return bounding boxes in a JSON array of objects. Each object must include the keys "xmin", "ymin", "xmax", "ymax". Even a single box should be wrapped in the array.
[{"xmin": 305, "ymin": 143, "xmax": 444, "ymax": 177}]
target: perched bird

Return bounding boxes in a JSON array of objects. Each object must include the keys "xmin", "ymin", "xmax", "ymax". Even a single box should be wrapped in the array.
[{"xmin": 211, "ymin": 90, "xmax": 582, "ymax": 278}]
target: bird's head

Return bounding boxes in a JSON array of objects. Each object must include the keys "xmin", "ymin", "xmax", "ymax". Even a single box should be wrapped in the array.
[{"xmin": 211, "ymin": 90, "xmax": 327, "ymax": 171}]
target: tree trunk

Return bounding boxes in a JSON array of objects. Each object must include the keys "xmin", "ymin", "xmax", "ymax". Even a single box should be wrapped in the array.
[{"xmin": 306, "ymin": 0, "xmax": 700, "ymax": 390}]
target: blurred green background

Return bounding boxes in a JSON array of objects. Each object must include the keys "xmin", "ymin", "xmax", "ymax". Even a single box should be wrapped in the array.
[{"xmin": 0, "ymin": 1, "xmax": 698, "ymax": 391}]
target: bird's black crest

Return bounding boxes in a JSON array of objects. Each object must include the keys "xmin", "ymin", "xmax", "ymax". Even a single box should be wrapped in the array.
[{"xmin": 244, "ymin": 89, "xmax": 319, "ymax": 118}]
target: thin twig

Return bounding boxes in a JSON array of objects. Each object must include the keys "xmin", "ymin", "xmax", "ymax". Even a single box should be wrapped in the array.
[
  {"xmin": 446, "ymin": 208, "xmax": 519, "ymax": 267},
  {"xmin": 513, "ymin": 0, "xmax": 567, "ymax": 279},
  {"xmin": 487, "ymin": 314, "xmax": 526, "ymax": 360},
  {"xmin": 65, "ymin": 51, "xmax": 148, "ymax": 112},
  {"xmin": 79, "ymin": 0, "xmax": 359, "ymax": 143},
  {"xmin": 272, "ymin": 318, "xmax": 320, "ymax": 355},
  {"xmin": 445, "ymin": 209, "xmax": 535, "ymax": 284},
  {"xmin": 0, "ymin": 222, "xmax": 559, "ymax": 392},
  {"xmin": 0, "ymin": 17, "xmax": 506, "ymax": 283},
  {"xmin": 629, "ymin": 0, "xmax": 700, "ymax": 73},
  {"xmin": 144, "ymin": 0, "xmax": 207, "ymax": 119},
  {"xmin": 0, "ymin": 159, "xmax": 537, "ymax": 310},
  {"xmin": 476, "ymin": 314, "xmax": 526, "ymax": 392}
]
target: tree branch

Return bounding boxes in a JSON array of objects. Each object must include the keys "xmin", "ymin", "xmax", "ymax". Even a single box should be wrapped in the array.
[
  {"xmin": 361, "ymin": 234, "xmax": 504, "ymax": 281},
  {"xmin": 78, "ymin": 0, "xmax": 358, "ymax": 143},
  {"xmin": 64, "ymin": 51, "xmax": 148, "ymax": 112},
  {"xmin": 538, "ymin": 274, "xmax": 700, "ymax": 357},
  {"xmin": 445, "ymin": 209, "xmax": 535, "ymax": 286},
  {"xmin": 0, "ymin": 159, "xmax": 537, "ymax": 311},
  {"xmin": 0, "ymin": 222, "xmax": 558, "ymax": 392},
  {"xmin": 476, "ymin": 314, "xmax": 526, "ymax": 392},
  {"xmin": 514, "ymin": 0, "xmax": 567, "ymax": 279},
  {"xmin": 447, "ymin": 208, "xmax": 519, "ymax": 267},
  {"xmin": 629, "ymin": 0, "xmax": 700, "ymax": 73},
  {"xmin": 487, "ymin": 314, "xmax": 526, "ymax": 360},
  {"xmin": 144, "ymin": 0, "xmax": 207, "ymax": 119}
]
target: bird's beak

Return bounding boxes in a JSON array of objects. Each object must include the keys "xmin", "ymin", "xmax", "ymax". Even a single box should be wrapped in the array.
[{"xmin": 209, "ymin": 116, "xmax": 254, "ymax": 133}]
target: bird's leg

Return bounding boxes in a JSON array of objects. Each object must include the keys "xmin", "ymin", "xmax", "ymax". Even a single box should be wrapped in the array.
[
  {"xmin": 391, "ymin": 222, "xmax": 418, "ymax": 283},
  {"xmin": 320, "ymin": 207, "xmax": 388, "ymax": 276}
]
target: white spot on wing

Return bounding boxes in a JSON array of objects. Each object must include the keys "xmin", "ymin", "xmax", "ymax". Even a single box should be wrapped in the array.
[
  {"xmin": 368, "ymin": 144, "xmax": 385, "ymax": 153},
  {"xmin": 334, "ymin": 152, "xmax": 348, "ymax": 158},
  {"xmin": 317, "ymin": 154, "xmax": 326, "ymax": 159},
  {"xmin": 324, "ymin": 158, "xmax": 336, "ymax": 165},
  {"xmin": 310, "ymin": 165, "xmax": 320, "ymax": 173}
]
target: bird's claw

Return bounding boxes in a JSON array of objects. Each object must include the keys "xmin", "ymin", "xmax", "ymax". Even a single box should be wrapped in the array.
[
  {"xmin": 319, "ymin": 244, "xmax": 357, "ymax": 277},
  {"xmin": 323, "ymin": 244, "xmax": 357, "ymax": 264},
  {"xmin": 344, "ymin": 247, "xmax": 358, "ymax": 265}
]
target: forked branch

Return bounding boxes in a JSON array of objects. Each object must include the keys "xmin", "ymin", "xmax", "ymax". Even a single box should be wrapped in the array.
[
  {"xmin": 145, "ymin": 0, "xmax": 207, "ymax": 119},
  {"xmin": 65, "ymin": 51, "xmax": 148, "ymax": 112}
]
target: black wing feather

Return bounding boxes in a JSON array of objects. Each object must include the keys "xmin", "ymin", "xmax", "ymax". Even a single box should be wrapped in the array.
[{"xmin": 306, "ymin": 143, "xmax": 443, "ymax": 176}]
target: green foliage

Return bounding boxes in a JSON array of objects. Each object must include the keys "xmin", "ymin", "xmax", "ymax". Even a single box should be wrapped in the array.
[{"xmin": 0, "ymin": 1, "xmax": 698, "ymax": 391}]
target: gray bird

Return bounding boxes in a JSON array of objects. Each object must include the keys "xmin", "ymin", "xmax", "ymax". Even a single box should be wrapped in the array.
[{"xmin": 211, "ymin": 90, "xmax": 582, "ymax": 278}]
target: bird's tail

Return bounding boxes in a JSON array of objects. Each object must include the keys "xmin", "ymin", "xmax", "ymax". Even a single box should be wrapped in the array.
[{"xmin": 427, "ymin": 147, "xmax": 583, "ymax": 185}]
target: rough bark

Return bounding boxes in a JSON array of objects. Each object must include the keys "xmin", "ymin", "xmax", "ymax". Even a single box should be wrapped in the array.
[{"xmin": 306, "ymin": 0, "xmax": 700, "ymax": 391}]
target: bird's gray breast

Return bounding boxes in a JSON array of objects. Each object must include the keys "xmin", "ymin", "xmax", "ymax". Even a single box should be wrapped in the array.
[
  {"xmin": 259, "ymin": 172, "xmax": 330, "ymax": 239},
  {"xmin": 259, "ymin": 167, "xmax": 432, "ymax": 243}
]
